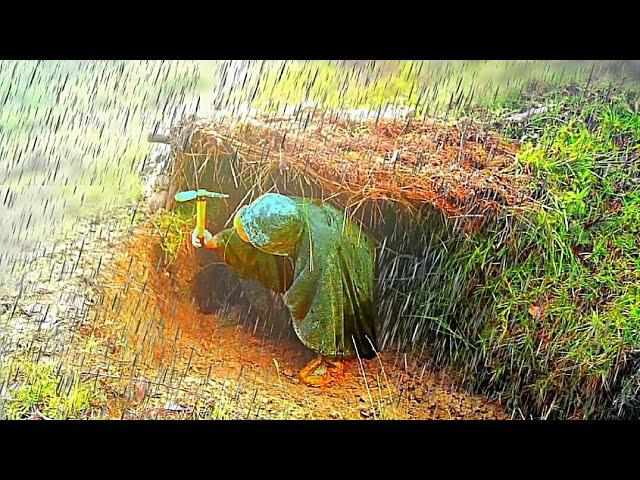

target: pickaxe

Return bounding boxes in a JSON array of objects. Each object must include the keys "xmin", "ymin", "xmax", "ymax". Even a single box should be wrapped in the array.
[{"xmin": 174, "ymin": 189, "xmax": 229, "ymax": 246}]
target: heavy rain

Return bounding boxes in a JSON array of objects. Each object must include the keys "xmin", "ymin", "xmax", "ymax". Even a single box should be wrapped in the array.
[{"xmin": 1, "ymin": 60, "xmax": 639, "ymax": 420}]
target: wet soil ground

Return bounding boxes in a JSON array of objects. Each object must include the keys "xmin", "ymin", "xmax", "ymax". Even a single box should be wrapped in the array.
[{"xmin": 0, "ymin": 202, "xmax": 508, "ymax": 420}]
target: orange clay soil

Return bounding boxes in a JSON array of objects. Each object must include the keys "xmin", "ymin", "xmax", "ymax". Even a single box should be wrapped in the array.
[{"xmin": 81, "ymin": 217, "xmax": 508, "ymax": 420}]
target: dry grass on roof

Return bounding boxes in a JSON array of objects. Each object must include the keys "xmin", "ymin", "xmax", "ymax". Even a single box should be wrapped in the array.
[{"xmin": 169, "ymin": 111, "xmax": 534, "ymax": 230}]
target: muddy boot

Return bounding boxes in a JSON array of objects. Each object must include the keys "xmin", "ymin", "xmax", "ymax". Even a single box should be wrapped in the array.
[{"xmin": 299, "ymin": 355, "xmax": 345, "ymax": 387}]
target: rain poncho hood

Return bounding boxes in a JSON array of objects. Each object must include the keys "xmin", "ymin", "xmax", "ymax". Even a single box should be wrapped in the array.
[{"xmin": 236, "ymin": 193, "xmax": 303, "ymax": 257}]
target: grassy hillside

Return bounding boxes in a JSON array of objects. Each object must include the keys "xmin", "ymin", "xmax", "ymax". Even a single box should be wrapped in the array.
[{"xmin": 395, "ymin": 82, "xmax": 640, "ymax": 418}]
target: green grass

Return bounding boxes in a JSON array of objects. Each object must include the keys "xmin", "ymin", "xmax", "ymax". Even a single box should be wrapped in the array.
[
  {"xmin": 155, "ymin": 206, "xmax": 193, "ymax": 266},
  {"xmin": 397, "ymin": 82, "xmax": 640, "ymax": 418},
  {"xmin": 0, "ymin": 355, "xmax": 101, "ymax": 419}
]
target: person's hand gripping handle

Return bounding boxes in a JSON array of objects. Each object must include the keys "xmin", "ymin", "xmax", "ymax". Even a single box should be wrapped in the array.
[{"xmin": 191, "ymin": 228, "xmax": 214, "ymax": 249}]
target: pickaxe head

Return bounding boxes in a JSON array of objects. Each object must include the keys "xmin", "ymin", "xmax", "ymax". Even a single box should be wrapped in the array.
[{"xmin": 174, "ymin": 189, "xmax": 229, "ymax": 202}]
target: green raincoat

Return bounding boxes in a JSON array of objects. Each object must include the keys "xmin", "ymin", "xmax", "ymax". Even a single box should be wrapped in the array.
[{"xmin": 212, "ymin": 193, "xmax": 378, "ymax": 359}]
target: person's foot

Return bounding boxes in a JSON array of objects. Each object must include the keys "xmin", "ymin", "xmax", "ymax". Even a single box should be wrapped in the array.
[{"xmin": 299, "ymin": 355, "xmax": 344, "ymax": 387}]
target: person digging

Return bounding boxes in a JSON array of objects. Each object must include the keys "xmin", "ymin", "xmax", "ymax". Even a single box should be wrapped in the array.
[{"xmin": 189, "ymin": 192, "xmax": 378, "ymax": 387}]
